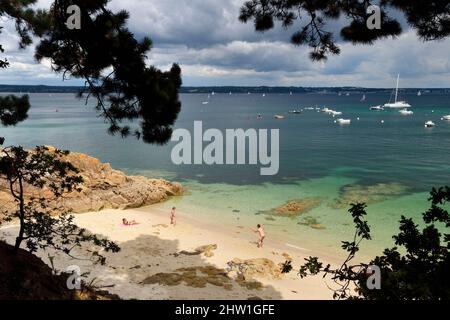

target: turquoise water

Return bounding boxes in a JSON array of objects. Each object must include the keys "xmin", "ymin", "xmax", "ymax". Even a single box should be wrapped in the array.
[{"xmin": 1, "ymin": 92, "xmax": 449, "ymax": 258}]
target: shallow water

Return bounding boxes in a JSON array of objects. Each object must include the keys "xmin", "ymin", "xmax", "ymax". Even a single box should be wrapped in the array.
[{"xmin": 2, "ymin": 92, "xmax": 449, "ymax": 258}]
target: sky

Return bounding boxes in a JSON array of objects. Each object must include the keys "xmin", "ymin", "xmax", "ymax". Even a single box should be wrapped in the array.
[{"xmin": 0, "ymin": 0, "xmax": 449, "ymax": 88}]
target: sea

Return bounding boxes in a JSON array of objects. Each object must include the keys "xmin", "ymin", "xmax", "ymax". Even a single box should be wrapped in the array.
[{"xmin": 1, "ymin": 91, "xmax": 450, "ymax": 259}]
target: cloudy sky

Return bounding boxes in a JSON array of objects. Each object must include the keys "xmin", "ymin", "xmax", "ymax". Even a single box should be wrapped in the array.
[{"xmin": 1, "ymin": 0, "xmax": 449, "ymax": 88}]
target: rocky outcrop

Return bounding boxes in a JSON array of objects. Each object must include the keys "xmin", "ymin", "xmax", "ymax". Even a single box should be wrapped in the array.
[
  {"xmin": 0, "ymin": 149, "xmax": 183, "ymax": 216},
  {"xmin": 329, "ymin": 183, "xmax": 408, "ymax": 209},
  {"xmin": 257, "ymin": 198, "xmax": 321, "ymax": 218},
  {"xmin": 142, "ymin": 266, "xmax": 233, "ymax": 290},
  {"xmin": 298, "ymin": 216, "xmax": 326, "ymax": 230},
  {"xmin": 174, "ymin": 244, "xmax": 218, "ymax": 258},
  {"xmin": 226, "ymin": 258, "xmax": 283, "ymax": 280}
]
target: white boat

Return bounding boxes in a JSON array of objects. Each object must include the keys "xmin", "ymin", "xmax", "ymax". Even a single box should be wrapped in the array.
[
  {"xmin": 202, "ymin": 101, "xmax": 209, "ymax": 105},
  {"xmin": 304, "ymin": 107, "xmax": 315, "ymax": 110},
  {"xmin": 417, "ymin": 90, "xmax": 422, "ymax": 96},
  {"xmin": 385, "ymin": 101, "xmax": 412, "ymax": 108},
  {"xmin": 361, "ymin": 94, "xmax": 366, "ymax": 102},
  {"xmin": 384, "ymin": 74, "xmax": 411, "ymax": 108},
  {"xmin": 274, "ymin": 114, "xmax": 285, "ymax": 120},
  {"xmin": 321, "ymin": 107, "xmax": 333, "ymax": 113},
  {"xmin": 336, "ymin": 118, "xmax": 351, "ymax": 125},
  {"xmin": 331, "ymin": 111, "xmax": 342, "ymax": 116},
  {"xmin": 289, "ymin": 110, "xmax": 302, "ymax": 114},
  {"xmin": 425, "ymin": 121, "xmax": 435, "ymax": 128},
  {"xmin": 399, "ymin": 109, "xmax": 413, "ymax": 115},
  {"xmin": 262, "ymin": 93, "xmax": 266, "ymax": 97},
  {"xmin": 346, "ymin": 93, "xmax": 350, "ymax": 96},
  {"xmin": 370, "ymin": 105, "xmax": 384, "ymax": 111},
  {"xmin": 443, "ymin": 115, "xmax": 450, "ymax": 121}
]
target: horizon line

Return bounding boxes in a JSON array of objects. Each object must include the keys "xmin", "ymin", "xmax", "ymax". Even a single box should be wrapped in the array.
[{"xmin": 0, "ymin": 84, "xmax": 449, "ymax": 90}]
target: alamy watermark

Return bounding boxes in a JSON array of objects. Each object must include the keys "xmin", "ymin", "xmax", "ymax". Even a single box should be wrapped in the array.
[
  {"xmin": 66, "ymin": 265, "xmax": 82, "ymax": 290},
  {"xmin": 366, "ymin": 265, "xmax": 381, "ymax": 290},
  {"xmin": 366, "ymin": 5, "xmax": 381, "ymax": 30},
  {"xmin": 65, "ymin": 5, "xmax": 81, "ymax": 30},
  {"xmin": 171, "ymin": 121, "xmax": 279, "ymax": 176}
]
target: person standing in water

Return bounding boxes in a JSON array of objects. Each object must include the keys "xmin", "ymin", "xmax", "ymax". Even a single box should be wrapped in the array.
[
  {"xmin": 252, "ymin": 224, "xmax": 266, "ymax": 248},
  {"xmin": 170, "ymin": 207, "xmax": 176, "ymax": 226}
]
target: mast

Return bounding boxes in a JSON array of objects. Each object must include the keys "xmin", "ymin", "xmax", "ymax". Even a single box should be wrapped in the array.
[{"xmin": 395, "ymin": 74, "xmax": 399, "ymax": 103}]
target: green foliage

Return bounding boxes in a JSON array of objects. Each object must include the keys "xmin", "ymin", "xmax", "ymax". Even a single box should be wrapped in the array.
[
  {"xmin": 284, "ymin": 187, "xmax": 450, "ymax": 300},
  {"xmin": 0, "ymin": 95, "xmax": 30, "ymax": 127},
  {"xmin": 0, "ymin": 145, "xmax": 120, "ymax": 263},
  {"xmin": 280, "ymin": 260, "xmax": 293, "ymax": 273},
  {"xmin": 33, "ymin": 0, "xmax": 182, "ymax": 144},
  {"xmin": 240, "ymin": 0, "xmax": 449, "ymax": 60},
  {"xmin": 1, "ymin": 0, "xmax": 182, "ymax": 144},
  {"xmin": 0, "ymin": 27, "xmax": 8, "ymax": 69}
]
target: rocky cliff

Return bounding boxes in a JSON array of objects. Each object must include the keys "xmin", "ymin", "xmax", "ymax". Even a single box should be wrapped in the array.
[{"xmin": 0, "ymin": 149, "xmax": 183, "ymax": 216}]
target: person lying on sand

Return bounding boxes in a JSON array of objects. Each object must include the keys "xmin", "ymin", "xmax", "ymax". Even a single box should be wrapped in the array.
[
  {"xmin": 252, "ymin": 224, "xmax": 266, "ymax": 248},
  {"xmin": 122, "ymin": 218, "xmax": 139, "ymax": 226},
  {"xmin": 170, "ymin": 207, "xmax": 176, "ymax": 226}
]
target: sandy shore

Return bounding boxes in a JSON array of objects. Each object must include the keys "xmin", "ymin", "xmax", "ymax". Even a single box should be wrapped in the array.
[{"xmin": 0, "ymin": 205, "xmax": 345, "ymax": 300}]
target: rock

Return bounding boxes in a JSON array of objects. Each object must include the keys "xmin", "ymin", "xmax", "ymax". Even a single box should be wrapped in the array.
[
  {"xmin": 330, "ymin": 183, "xmax": 408, "ymax": 209},
  {"xmin": 257, "ymin": 198, "xmax": 321, "ymax": 218},
  {"xmin": 236, "ymin": 278, "xmax": 263, "ymax": 290},
  {"xmin": 142, "ymin": 273, "xmax": 183, "ymax": 286},
  {"xmin": 281, "ymin": 253, "xmax": 293, "ymax": 261},
  {"xmin": 298, "ymin": 216, "xmax": 326, "ymax": 230},
  {"xmin": 142, "ymin": 266, "xmax": 232, "ymax": 290},
  {"xmin": 247, "ymin": 296, "xmax": 263, "ymax": 300},
  {"xmin": 195, "ymin": 244, "xmax": 218, "ymax": 257},
  {"xmin": 174, "ymin": 244, "xmax": 217, "ymax": 258},
  {"xmin": 0, "ymin": 148, "xmax": 183, "ymax": 217},
  {"xmin": 227, "ymin": 258, "xmax": 282, "ymax": 280}
]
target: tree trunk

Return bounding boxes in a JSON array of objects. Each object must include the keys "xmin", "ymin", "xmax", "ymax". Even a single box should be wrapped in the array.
[{"xmin": 13, "ymin": 176, "xmax": 25, "ymax": 254}]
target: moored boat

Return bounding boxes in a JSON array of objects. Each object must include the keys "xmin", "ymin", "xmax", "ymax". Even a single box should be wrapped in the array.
[
  {"xmin": 425, "ymin": 121, "xmax": 436, "ymax": 128},
  {"xmin": 336, "ymin": 118, "xmax": 351, "ymax": 125},
  {"xmin": 399, "ymin": 109, "xmax": 413, "ymax": 115}
]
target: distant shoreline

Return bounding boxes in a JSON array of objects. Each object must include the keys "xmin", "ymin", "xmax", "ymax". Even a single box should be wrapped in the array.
[{"xmin": 1, "ymin": 84, "xmax": 449, "ymax": 94}]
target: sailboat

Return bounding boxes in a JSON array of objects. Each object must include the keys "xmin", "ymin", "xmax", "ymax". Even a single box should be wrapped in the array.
[
  {"xmin": 360, "ymin": 94, "xmax": 366, "ymax": 102},
  {"xmin": 384, "ymin": 74, "xmax": 411, "ymax": 108},
  {"xmin": 417, "ymin": 90, "xmax": 422, "ymax": 96}
]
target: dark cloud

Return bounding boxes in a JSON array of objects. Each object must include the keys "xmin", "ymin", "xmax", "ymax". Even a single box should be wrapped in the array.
[{"xmin": 0, "ymin": 0, "xmax": 449, "ymax": 87}]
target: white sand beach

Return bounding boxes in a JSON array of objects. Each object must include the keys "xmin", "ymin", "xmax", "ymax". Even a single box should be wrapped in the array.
[{"xmin": 0, "ymin": 205, "xmax": 347, "ymax": 300}]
